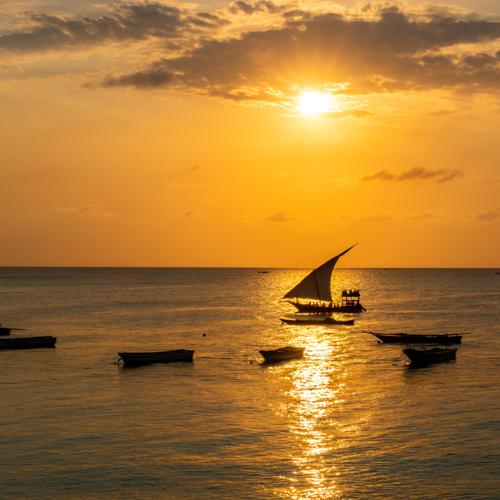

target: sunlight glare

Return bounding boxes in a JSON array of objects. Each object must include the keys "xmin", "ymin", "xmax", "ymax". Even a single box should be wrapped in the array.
[{"xmin": 297, "ymin": 91, "xmax": 336, "ymax": 116}]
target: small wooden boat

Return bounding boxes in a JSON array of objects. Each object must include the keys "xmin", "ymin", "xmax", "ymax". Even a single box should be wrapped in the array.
[
  {"xmin": 403, "ymin": 347, "xmax": 457, "ymax": 367},
  {"xmin": 118, "ymin": 349, "xmax": 194, "ymax": 366},
  {"xmin": 259, "ymin": 346, "xmax": 304, "ymax": 363},
  {"xmin": 365, "ymin": 331, "xmax": 463, "ymax": 344},
  {"xmin": 0, "ymin": 336, "xmax": 56, "ymax": 350},
  {"xmin": 281, "ymin": 316, "xmax": 354, "ymax": 325}
]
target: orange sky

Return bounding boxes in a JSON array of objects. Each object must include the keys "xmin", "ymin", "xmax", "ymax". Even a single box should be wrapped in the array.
[{"xmin": 0, "ymin": 0, "xmax": 499, "ymax": 267}]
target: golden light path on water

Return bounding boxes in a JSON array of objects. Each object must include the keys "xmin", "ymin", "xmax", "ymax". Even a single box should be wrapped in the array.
[
  {"xmin": 273, "ymin": 326, "xmax": 366, "ymax": 499},
  {"xmin": 289, "ymin": 341, "xmax": 340, "ymax": 498}
]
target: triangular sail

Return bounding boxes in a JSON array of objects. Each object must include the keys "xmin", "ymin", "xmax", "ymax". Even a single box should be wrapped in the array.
[{"xmin": 283, "ymin": 245, "xmax": 356, "ymax": 302}]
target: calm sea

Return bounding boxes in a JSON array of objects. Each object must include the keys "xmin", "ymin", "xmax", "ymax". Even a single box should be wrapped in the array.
[{"xmin": 0, "ymin": 268, "xmax": 499, "ymax": 499}]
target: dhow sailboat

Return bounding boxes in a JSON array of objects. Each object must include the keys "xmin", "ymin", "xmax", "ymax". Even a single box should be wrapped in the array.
[{"xmin": 283, "ymin": 245, "xmax": 365, "ymax": 313}]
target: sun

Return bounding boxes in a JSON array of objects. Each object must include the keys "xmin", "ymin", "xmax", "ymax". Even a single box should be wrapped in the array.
[{"xmin": 297, "ymin": 91, "xmax": 336, "ymax": 116}]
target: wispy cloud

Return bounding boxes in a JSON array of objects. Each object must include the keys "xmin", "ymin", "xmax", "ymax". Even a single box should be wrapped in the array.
[
  {"xmin": 361, "ymin": 167, "xmax": 462, "ymax": 184},
  {"xmin": 404, "ymin": 212, "xmax": 439, "ymax": 221},
  {"xmin": 57, "ymin": 203, "xmax": 116, "ymax": 218},
  {"xmin": 324, "ymin": 109, "xmax": 374, "ymax": 119},
  {"xmin": 476, "ymin": 207, "xmax": 500, "ymax": 221},
  {"xmin": 227, "ymin": 0, "xmax": 288, "ymax": 15},
  {"xmin": 265, "ymin": 211, "xmax": 296, "ymax": 222},
  {"xmin": 354, "ymin": 213, "xmax": 393, "ymax": 222},
  {"xmin": 0, "ymin": 2, "xmax": 227, "ymax": 53}
]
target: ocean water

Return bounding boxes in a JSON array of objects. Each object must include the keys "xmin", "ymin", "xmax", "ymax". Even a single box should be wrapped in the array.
[{"xmin": 0, "ymin": 268, "xmax": 499, "ymax": 499}]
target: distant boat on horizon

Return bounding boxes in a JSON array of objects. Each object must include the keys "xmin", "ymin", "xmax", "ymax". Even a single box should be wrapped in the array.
[{"xmin": 282, "ymin": 245, "xmax": 365, "ymax": 313}]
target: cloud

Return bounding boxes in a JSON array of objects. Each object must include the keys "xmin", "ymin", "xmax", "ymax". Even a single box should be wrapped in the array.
[
  {"xmin": 57, "ymin": 203, "xmax": 116, "ymax": 218},
  {"xmin": 476, "ymin": 207, "xmax": 500, "ymax": 221},
  {"xmin": 354, "ymin": 213, "xmax": 393, "ymax": 222},
  {"xmin": 100, "ymin": 6, "xmax": 500, "ymax": 98},
  {"xmin": 265, "ymin": 211, "xmax": 295, "ymax": 222},
  {"xmin": 104, "ymin": 67, "xmax": 175, "ymax": 88},
  {"xmin": 324, "ymin": 109, "xmax": 374, "ymax": 119},
  {"xmin": 361, "ymin": 167, "xmax": 462, "ymax": 183},
  {"xmin": 0, "ymin": 2, "xmax": 227, "ymax": 53},
  {"xmin": 228, "ymin": 0, "xmax": 286, "ymax": 15},
  {"xmin": 1, "ymin": 3, "xmax": 499, "ymax": 101},
  {"xmin": 404, "ymin": 212, "xmax": 439, "ymax": 221}
]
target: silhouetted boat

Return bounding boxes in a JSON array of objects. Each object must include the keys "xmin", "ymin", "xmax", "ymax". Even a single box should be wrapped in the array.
[
  {"xmin": 259, "ymin": 346, "xmax": 304, "ymax": 363},
  {"xmin": 281, "ymin": 315, "xmax": 354, "ymax": 325},
  {"xmin": 403, "ymin": 347, "xmax": 457, "ymax": 367},
  {"xmin": 365, "ymin": 331, "xmax": 462, "ymax": 344},
  {"xmin": 0, "ymin": 324, "xmax": 26, "ymax": 336},
  {"xmin": 0, "ymin": 336, "xmax": 56, "ymax": 350},
  {"xmin": 118, "ymin": 349, "xmax": 194, "ymax": 366},
  {"xmin": 283, "ymin": 245, "xmax": 365, "ymax": 313}
]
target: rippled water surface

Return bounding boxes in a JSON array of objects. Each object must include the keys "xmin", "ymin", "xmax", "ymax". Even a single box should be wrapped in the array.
[{"xmin": 0, "ymin": 268, "xmax": 499, "ymax": 499}]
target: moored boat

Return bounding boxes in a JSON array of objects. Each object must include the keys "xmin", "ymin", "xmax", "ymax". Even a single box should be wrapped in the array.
[
  {"xmin": 118, "ymin": 349, "xmax": 194, "ymax": 366},
  {"xmin": 0, "ymin": 336, "xmax": 56, "ymax": 350},
  {"xmin": 281, "ymin": 315, "xmax": 354, "ymax": 325},
  {"xmin": 0, "ymin": 326, "xmax": 11, "ymax": 336},
  {"xmin": 259, "ymin": 346, "xmax": 305, "ymax": 363},
  {"xmin": 283, "ymin": 245, "xmax": 365, "ymax": 313},
  {"xmin": 365, "ymin": 331, "xmax": 463, "ymax": 344},
  {"xmin": 403, "ymin": 347, "xmax": 457, "ymax": 368},
  {"xmin": 0, "ymin": 324, "xmax": 26, "ymax": 336}
]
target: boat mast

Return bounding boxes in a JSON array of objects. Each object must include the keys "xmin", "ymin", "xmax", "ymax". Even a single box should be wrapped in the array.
[{"xmin": 313, "ymin": 270, "xmax": 321, "ymax": 302}]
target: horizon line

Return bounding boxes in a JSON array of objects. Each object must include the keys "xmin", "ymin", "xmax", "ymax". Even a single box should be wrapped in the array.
[{"xmin": 0, "ymin": 265, "xmax": 498, "ymax": 270}]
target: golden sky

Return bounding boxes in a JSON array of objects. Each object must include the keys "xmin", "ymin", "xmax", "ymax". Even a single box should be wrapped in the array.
[{"xmin": 0, "ymin": 0, "xmax": 499, "ymax": 267}]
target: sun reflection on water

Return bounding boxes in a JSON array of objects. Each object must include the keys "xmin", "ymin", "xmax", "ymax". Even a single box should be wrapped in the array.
[{"xmin": 282, "ymin": 332, "xmax": 351, "ymax": 499}]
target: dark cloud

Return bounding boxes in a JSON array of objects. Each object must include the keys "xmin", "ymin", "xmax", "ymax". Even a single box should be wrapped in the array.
[
  {"xmin": 228, "ymin": 0, "xmax": 286, "ymax": 15},
  {"xmin": 361, "ymin": 167, "xmax": 462, "ymax": 183},
  {"xmin": 2, "ymin": 3, "xmax": 499, "ymax": 98},
  {"xmin": 362, "ymin": 170, "xmax": 397, "ymax": 181},
  {"xmin": 0, "ymin": 2, "xmax": 227, "ymax": 52},
  {"xmin": 101, "ymin": 6, "xmax": 500, "ymax": 97},
  {"xmin": 104, "ymin": 66, "xmax": 174, "ymax": 88}
]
